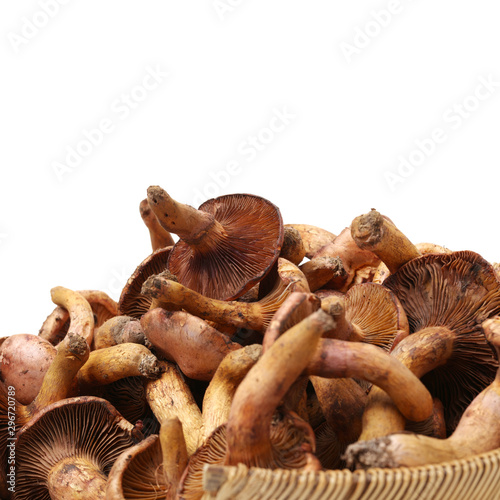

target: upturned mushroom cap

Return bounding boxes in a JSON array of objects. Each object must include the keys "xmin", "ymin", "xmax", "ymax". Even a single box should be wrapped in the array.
[
  {"xmin": 147, "ymin": 186, "xmax": 284, "ymax": 301},
  {"xmin": 13, "ymin": 396, "xmax": 141, "ymax": 500},
  {"xmin": 383, "ymin": 250, "xmax": 500, "ymax": 432},
  {"xmin": 118, "ymin": 246, "xmax": 173, "ymax": 319}
]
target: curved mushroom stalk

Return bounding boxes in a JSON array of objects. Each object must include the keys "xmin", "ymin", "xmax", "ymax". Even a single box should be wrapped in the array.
[
  {"xmin": 107, "ymin": 417, "xmax": 188, "ymax": 500},
  {"xmin": 118, "ymin": 246, "xmax": 173, "ymax": 319},
  {"xmin": 14, "ymin": 397, "xmax": 141, "ymax": 500},
  {"xmin": 345, "ymin": 315, "xmax": 500, "ymax": 469},
  {"xmin": 141, "ymin": 308, "xmax": 242, "ymax": 381},
  {"xmin": 0, "ymin": 334, "xmax": 56, "ymax": 405},
  {"xmin": 284, "ymin": 223, "xmax": 337, "ymax": 259},
  {"xmin": 49, "ymin": 287, "xmax": 95, "ymax": 347},
  {"xmin": 383, "ymin": 250, "xmax": 500, "ymax": 433},
  {"xmin": 201, "ymin": 345, "xmax": 262, "ymax": 443},
  {"xmin": 145, "ymin": 361, "xmax": 203, "ymax": 457},
  {"xmin": 147, "ymin": 186, "xmax": 284, "ymax": 301},
  {"xmin": 224, "ymin": 309, "xmax": 335, "ymax": 467},
  {"xmin": 93, "ymin": 316, "xmax": 147, "ymax": 350},
  {"xmin": 358, "ymin": 327, "xmax": 455, "ymax": 441},
  {"xmin": 141, "ymin": 258, "xmax": 311, "ymax": 333},
  {"xmin": 312, "ymin": 226, "xmax": 381, "ymax": 292},
  {"xmin": 76, "ymin": 343, "xmax": 162, "ymax": 394},
  {"xmin": 306, "ymin": 338, "xmax": 434, "ymax": 424},
  {"xmin": 139, "ymin": 198, "xmax": 175, "ymax": 251},
  {"xmin": 320, "ymin": 283, "xmax": 409, "ymax": 351},
  {"xmin": 40, "ymin": 289, "xmax": 118, "ymax": 346}
]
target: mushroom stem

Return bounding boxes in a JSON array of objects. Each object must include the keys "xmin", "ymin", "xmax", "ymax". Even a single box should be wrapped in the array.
[
  {"xmin": 358, "ymin": 326, "xmax": 455, "ymax": 441},
  {"xmin": 345, "ymin": 318, "xmax": 500, "ymax": 469},
  {"xmin": 306, "ymin": 337, "xmax": 434, "ymax": 423},
  {"xmin": 141, "ymin": 259, "xmax": 309, "ymax": 333},
  {"xmin": 201, "ymin": 345, "xmax": 262, "ymax": 442},
  {"xmin": 319, "ymin": 295, "xmax": 355, "ymax": 340},
  {"xmin": 160, "ymin": 417, "xmax": 189, "ymax": 498},
  {"xmin": 224, "ymin": 309, "xmax": 335, "ymax": 466},
  {"xmin": 147, "ymin": 185, "xmax": 225, "ymax": 248},
  {"xmin": 299, "ymin": 256, "xmax": 344, "ymax": 292},
  {"xmin": 140, "ymin": 198, "xmax": 175, "ymax": 251},
  {"xmin": 145, "ymin": 362, "xmax": 203, "ymax": 456},
  {"xmin": 50, "ymin": 286, "xmax": 95, "ymax": 346},
  {"xmin": 350, "ymin": 209, "xmax": 420, "ymax": 274},
  {"xmin": 28, "ymin": 333, "xmax": 90, "ymax": 417},
  {"xmin": 93, "ymin": 316, "xmax": 146, "ymax": 350},
  {"xmin": 47, "ymin": 456, "xmax": 108, "ymax": 499},
  {"xmin": 76, "ymin": 343, "xmax": 161, "ymax": 392}
]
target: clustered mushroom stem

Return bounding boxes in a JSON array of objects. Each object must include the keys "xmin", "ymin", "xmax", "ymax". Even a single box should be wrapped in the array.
[
  {"xmin": 147, "ymin": 185, "xmax": 225, "ymax": 247},
  {"xmin": 306, "ymin": 337, "xmax": 434, "ymax": 423},
  {"xmin": 345, "ymin": 317, "xmax": 500, "ymax": 469},
  {"xmin": 224, "ymin": 309, "xmax": 336, "ymax": 467},
  {"xmin": 358, "ymin": 326, "xmax": 456, "ymax": 441},
  {"xmin": 319, "ymin": 295, "xmax": 354, "ymax": 340},
  {"xmin": 350, "ymin": 209, "xmax": 420, "ymax": 274},
  {"xmin": 50, "ymin": 286, "xmax": 95, "ymax": 346}
]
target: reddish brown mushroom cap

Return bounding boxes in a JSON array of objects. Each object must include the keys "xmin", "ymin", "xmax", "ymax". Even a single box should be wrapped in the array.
[
  {"xmin": 118, "ymin": 246, "xmax": 173, "ymax": 319},
  {"xmin": 165, "ymin": 192, "xmax": 284, "ymax": 301},
  {"xmin": 383, "ymin": 250, "xmax": 500, "ymax": 431}
]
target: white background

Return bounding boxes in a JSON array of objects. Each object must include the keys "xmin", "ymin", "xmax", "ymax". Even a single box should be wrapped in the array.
[{"xmin": 1, "ymin": 1, "xmax": 500, "ymax": 337}]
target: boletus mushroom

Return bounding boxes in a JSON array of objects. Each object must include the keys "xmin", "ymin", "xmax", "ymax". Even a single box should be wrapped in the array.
[{"xmin": 146, "ymin": 185, "xmax": 284, "ymax": 301}]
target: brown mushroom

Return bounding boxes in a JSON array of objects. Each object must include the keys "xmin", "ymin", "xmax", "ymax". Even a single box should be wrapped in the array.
[
  {"xmin": 370, "ymin": 250, "xmax": 500, "ymax": 435},
  {"xmin": 284, "ymin": 223, "xmax": 337, "ymax": 259},
  {"xmin": 117, "ymin": 246, "xmax": 174, "ymax": 319},
  {"xmin": 139, "ymin": 198, "xmax": 175, "ymax": 251},
  {"xmin": 344, "ymin": 315, "xmax": 500, "ymax": 469},
  {"xmin": 13, "ymin": 396, "xmax": 142, "ymax": 499},
  {"xmin": 39, "ymin": 289, "xmax": 118, "ymax": 347},
  {"xmin": 107, "ymin": 417, "xmax": 188, "ymax": 500},
  {"xmin": 145, "ymin": 361, "xmax": 203, "ymax": 457},
  {"xmin": 147, "ymin": 185, "xmax": 284, "ymax": 301},
  {"xmin": 0, "ymin": 334, "xmax": 57, "ymax": 405},
  {"xmin": 279, "ymin": 225, "xmax": 306, "ymax": 265},
  {"xmin": 141, "ymin": 308, "xmax": 242, "ymax": 381},
  {"xmin": 93, "ymin": 315, "xmax": 147, "ymax": 350},
  {"xmin": 141, "ymin": 258, "xmax": 310, "ymax": 333}
]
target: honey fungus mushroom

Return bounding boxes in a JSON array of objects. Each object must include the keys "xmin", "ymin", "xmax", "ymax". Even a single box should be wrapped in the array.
[
  {"xmin": 147, "ymin": 186, "xmax": 284, "ymax": 301},
  {"xmin": 13, "ymin": 396, "xmax": 143, "ymax": 500}
]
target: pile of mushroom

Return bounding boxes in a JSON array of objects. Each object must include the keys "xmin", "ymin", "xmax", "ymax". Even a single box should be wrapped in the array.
[{"xmin": 2, "ymin": 187, "xmax": 500, "ymax": 500}]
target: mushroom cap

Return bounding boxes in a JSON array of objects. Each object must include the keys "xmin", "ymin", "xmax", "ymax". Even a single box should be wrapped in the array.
[
  {"xmin": 384, "ymin": 250, "xmax": 500, "ymax": 431},
  {"xmin": 14, "ymin": 396, "xmax": 140, "ymax": 500},
  {"xmin": 118, "ymin": 246, "xmax": 172, "ymax": 318},
  {"xmin": 344, "ymin": 282, "xmax": 409, "ymax": 351},
  {"xmin": 168, "ymin": 194, "xmax": 284, "ymax": 301}
]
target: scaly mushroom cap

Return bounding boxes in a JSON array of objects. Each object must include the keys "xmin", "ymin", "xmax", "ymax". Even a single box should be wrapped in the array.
[
  {"xmin": 383, "ymin": 250, "xmax": 500, "ymax": 431},
  {"xmin": 13, "ymin": 396, "xmax": 141, "ymax": 500},
  {"xmin": 118, "ymin": 246, "xmax": 173, "ymax": 319},
  {"xmin": 166, "ymin": 193, "xmax": 284, "ymax": 301}
]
